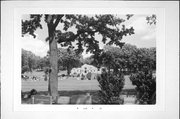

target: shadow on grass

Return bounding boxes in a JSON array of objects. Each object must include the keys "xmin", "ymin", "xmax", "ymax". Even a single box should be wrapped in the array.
[
  {"xmin": 22, "ymin": 89, "xmax": 137, "ymax": 104},
  {"xmin": 22, "ymin": 90, "xmax": 101, "ymax": 104}
]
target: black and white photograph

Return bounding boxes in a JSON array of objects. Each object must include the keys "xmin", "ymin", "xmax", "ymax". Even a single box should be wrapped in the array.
[
  {"xmin": 1, "ymin": 1, "xmax": 179, "ymax": 119},
  {"xmin": 21, "ymin": 14, "xmax": 156, "ymax": 105}
]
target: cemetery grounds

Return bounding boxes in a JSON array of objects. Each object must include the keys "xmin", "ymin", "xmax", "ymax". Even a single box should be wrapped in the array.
[{"xmin": 21, "ymin": 70, "xmax": 137, "ymax": 104}]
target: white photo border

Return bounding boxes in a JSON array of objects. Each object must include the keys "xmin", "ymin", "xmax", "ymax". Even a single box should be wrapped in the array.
[{"xmin": 1, "ymin": 1, "xmax": 179, "ymax": 119}]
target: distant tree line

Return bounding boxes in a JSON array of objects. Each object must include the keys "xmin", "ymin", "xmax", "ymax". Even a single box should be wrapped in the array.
[
  {"xmin": 83, "ymin": 44, "xmax": 156, "ymax": 74},
  {"xmin": 21, "ymin": 48, "xmax": 83, "ymax": 74},
  {"xmin": 22, "ymin": 49, "xmax": 42, "ymax": 73},
  {"xmin": 22, "ymin": 43, "xmax": 156, "ymax": 75}
]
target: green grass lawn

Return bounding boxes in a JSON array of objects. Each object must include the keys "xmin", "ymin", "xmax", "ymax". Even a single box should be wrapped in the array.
[
  {"xmin": 22, "ymin": 71, "xmax": 136, "ymax": 92},
  {"xmin": 22, "ymin": 78, "xmax": 100, "ymax": 92},
  {"xmin": 22, "ymin": 71, "xmax": 137, "ymax": 104}
]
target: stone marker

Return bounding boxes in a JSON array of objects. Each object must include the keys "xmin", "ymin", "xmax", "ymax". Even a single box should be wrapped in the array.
[
  {"xmin": 57, "ymin": 96, "xmax": 70, "ymax": 104},
  {"xmin": 123, "ymin": 96, "xmax": 136, "ymax": 105},
  {"xmin": 70, "ymin": 93, "xmax": 92, "ymax": 104},
  {"xmin": 31, "ymin": 95, "xmax": 52, "ymax": 104}
]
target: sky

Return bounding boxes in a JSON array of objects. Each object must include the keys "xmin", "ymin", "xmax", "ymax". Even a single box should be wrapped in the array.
[{"xmin": 21, "ymin": 14, "xmax": 156, "ymax": 58}]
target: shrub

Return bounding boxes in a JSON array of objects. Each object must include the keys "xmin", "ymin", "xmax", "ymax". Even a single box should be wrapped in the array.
[
  {"xmin": 22, "ymin": 65, "xmax": 30, "ymax": 74},
  {"xmin": 81, "ymin": 74, "xmax": 86, "ymax": 80},
  {"xmin": 29, "ymin": 89, "xmax": 38, "ymax": 98},
  {"xmin": 97, "ymin": 72, "xmax": 125, "ymax": 104},
  {"xmin": 130, "ymin": 70, "xmax": 156, "ymax": 104},
  {"xmin": 86, "ymin": 72, "xmax": 92, "ymax": 80}
]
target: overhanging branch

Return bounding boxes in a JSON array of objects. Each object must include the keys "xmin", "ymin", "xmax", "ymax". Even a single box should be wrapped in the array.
[{"xmin": 54, "ymin": 15, "xmax": 64, "ymax": 28}]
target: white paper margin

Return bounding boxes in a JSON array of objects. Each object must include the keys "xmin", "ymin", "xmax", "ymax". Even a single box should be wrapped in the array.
[{"xmin": 13, "ymin": 6, "xmax": 165, "ymax": 112}]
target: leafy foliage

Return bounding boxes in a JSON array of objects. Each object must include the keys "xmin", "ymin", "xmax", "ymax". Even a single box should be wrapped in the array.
[
  {"xmin": 22, "ymin": 14, "xmax": 135, "ymax": 72},
  {"xmin": 22, "ymin": 65, "xmax": 30, "ymax": 74},
  {"xmin": 22, "ymin": 14, "xmax": 135, "ymax": 101},
  {"xmin": 130, "ymin": 70, "xmax": 156, "ymax": 104},
  {"xmin": 97, "ymin": 44, "xmax": 156, "ymax": 74},
  {"xmin": 55, "ymin": 14, "xmax": 134, "ymax": 54},
  {"xmin": 22, "ymin": 14, "xmax": 135, "ymax": 74},
  {"xmin": 22, "ymin": 15, "xmax": 43, "ymax": 38},
  {"xmin": 100, "ymin": 45, "xmax": 125, "ymax": 73},
  {"xmin": 21, "ymin": 49, "xmax": 42, "ymax": 73},
  {"xmin": 126, "ymin": 47, "xmax": 156, "ymax": 72},
  {"xmin": 146, "ymin": 14, "xmax": 156, "ymax": 25},
  {"xmin": 36, "ymin": 56, "xmax": 50, "ymax": 70},
  {"xmin": 58, "ymin": 48, "xmax": 82, "ymax": 75},
  {"xmin": 97, "ymin": 70, "xmax": 125, "ymax": 104},
  {"xmin": 86, "ymin": 72, "xmax": 92, "ymax": 80}
]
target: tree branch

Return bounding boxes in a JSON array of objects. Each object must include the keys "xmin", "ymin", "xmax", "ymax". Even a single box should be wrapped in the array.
[
  {"xmin": 57, "ymin": 32, "xmax": 80, "ymax": 43},
  {"xmin": 54, "ymin": 15, "xmax": 64, "ymax": 28}
]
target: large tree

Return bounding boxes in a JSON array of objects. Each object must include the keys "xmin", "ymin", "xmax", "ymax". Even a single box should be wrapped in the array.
[
  {"xmin": 99, "ymin": 44, "xmax": 137, "ymax": 73},
  {"xmin": 100, "ymin": 46, "xmax": 122, "ymax": 73},
  {"xmin": 22, "ymin": 14, "xmax": 134, "ymax": 102}
]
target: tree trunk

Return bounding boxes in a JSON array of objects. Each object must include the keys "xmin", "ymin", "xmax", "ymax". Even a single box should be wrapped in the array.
[
  {"xmin": 49, "ymin": 36, "xmax": 58, "ymax": 103},
  {"xmin": 67, "ymin": 65, "xmax": 71, "ymax": 76}
]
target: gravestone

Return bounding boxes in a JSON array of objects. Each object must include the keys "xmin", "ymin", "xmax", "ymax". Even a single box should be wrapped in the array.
[
  {"xmin": 70, "ymin": 93, "xmax": 92, "ymax": 104},
  {"xmin": 31, "ymin": 95, "xmax": 52, "ymax": 104},
  {"xmin": 123, "ymin": 96, "xmax": 136, "ymax": 105},
  {"xmin": 57, "ymin": 96, "xmax": 70, "ymax": 104}
]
